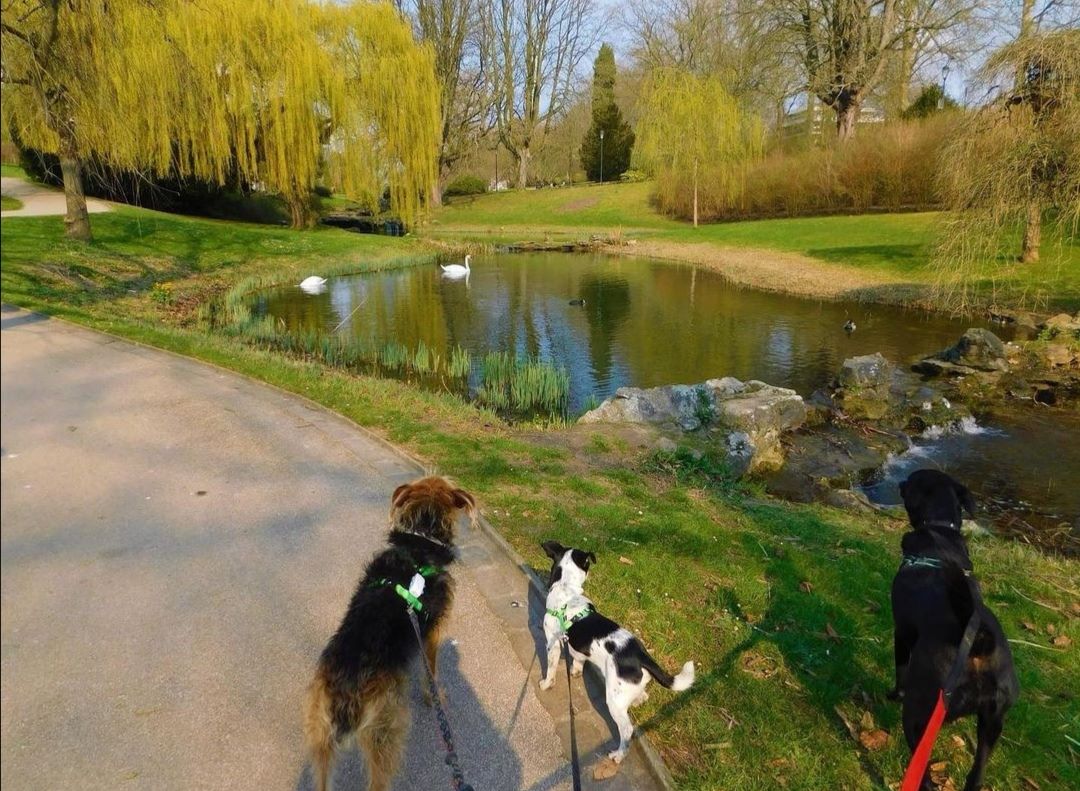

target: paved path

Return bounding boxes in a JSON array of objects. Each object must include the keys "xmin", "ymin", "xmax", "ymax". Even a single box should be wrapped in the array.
[
  {"xmin": 0, "ymin": 308, "xmax": 665, "ymax": 791},
  {"xmin": 1, "ymin": 176, "xmax": 111, "ymax": 217}
]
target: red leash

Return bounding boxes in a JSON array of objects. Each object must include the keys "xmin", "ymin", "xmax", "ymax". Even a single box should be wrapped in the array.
[{"xmin": 901, "ymin": 690, "xmax": 947, "ymax": 791}]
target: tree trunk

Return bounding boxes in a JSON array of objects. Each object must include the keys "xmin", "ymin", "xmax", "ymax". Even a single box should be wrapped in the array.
[
  {"xmin": 835, "ymin": 101, "xmax": 859, "ymax": 142},
  {"xmin": 288, "ymin": 194, "xmax": 317, "ymax": 230},
  {"xmin": 692, "ymin": 159, "xmax": 699, "ymax": 228},
  {"xmin": 58, "ymin": 130, "xmax": 92, "ymax": 242},
  {"xmin": 517, "ymin": 144, "xmax": 530, "ymax": 189},
  {"xmin": 1020, "ymin": 198, "xmax": 1041, "ymax": 263},
  {"xmin": 430, "ymin": 179, "xmax": 443, "ymax": 208}
]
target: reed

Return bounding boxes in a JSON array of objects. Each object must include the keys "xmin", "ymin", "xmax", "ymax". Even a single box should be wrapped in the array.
[
  {"xmin": 476, "ymin": 351, "xmax": 569, "ymax": 419},
  {"xmin": 448, "ymin": 345, "xmax": 472, "ymax": 379}
]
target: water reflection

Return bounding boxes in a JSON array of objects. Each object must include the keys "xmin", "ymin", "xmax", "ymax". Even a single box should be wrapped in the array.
[{"xmin": 259, "ymin": 252, "xmax": 989, "ymax": 410}]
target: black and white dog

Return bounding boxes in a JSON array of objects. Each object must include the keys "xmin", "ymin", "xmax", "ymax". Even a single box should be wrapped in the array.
[{"xmin": 537, "ymin": 540, "xmax": 695, "ymax": 764}]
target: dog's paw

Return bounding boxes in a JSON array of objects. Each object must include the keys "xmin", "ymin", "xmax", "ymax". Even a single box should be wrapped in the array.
[
  {"xmin": 571, "ymin": 666, "xmax": 583, "ymax": 678},
  {"xmin": 606, "ymin": 749, "xmax": 627, "ymax": 765},
  {"xmin": 539, "ymin": 677, "xmax": 555, "ymax": 691},
  {"xmin": 631, "ymin": 691, "xmax": 649, "ymax": 707}
]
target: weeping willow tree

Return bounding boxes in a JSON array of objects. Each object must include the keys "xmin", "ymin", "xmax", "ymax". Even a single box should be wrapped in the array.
[
  {"xmin": 633, "ymin": 69, "xmax": 762, "ymax": 227},
  {"xmin": 933, "ymin": 29, "xmax": 1080, "ymax": 311},
  {"xmin": 0, "ymin": 0, "xmax": 439, "ymax": 239}
]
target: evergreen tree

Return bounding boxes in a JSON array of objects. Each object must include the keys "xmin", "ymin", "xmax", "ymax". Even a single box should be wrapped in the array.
[{"xmin": 581, "ymin": 45, "xmax": 634, "ymax": 182}]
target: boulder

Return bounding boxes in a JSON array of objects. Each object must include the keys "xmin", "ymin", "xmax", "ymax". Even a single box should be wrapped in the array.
[
  {"xmin": 838, "ymin": 353, "xmax": 893, "ymax": 389},
  {"xmin": 938, "ymin": 328, "xmax": 1008, "ymax": 372},
  {"xmin": 1043, "ymin": 313, "xmax": 1080, "ymax": 337},
  {"xmin": 834, "ymin": 353, "xmax": 894, "ymax": 420},
  {"xmin": 1043, "ymin": 343, "xmax": 1078, "ymax": 368},
  {"xmin": 578, "ymin": 377, "xmax": 806, "ymax": 472},
  {"xmin": 914, "ymin": 328, "xmax": 1008, "ymax": 376},
  {"xmin": 578, "ymin": 383, "xmax": 710, "ymax": 432}
]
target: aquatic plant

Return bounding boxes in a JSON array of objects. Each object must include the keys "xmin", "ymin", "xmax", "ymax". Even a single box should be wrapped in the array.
[
  {"xmin": 476, "ymin": 351, "xmax": 569, "ymax": 419},
  {"xmin": 448, "ymin": 346, "xmax": 472, "ymax": 379}
]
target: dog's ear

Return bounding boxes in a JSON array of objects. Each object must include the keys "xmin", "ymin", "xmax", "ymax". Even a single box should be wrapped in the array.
[
  {"xmin": 451, "ymin": 487, "xmax": 476, "ymax": 517},
  {"xmin": 954, "ymin": 481, "xmax": 976, "ymax": 518},
  {"xmin": 391, "ymin": 483, "xmax": 412, "ymax": 510},
  {"xmin": 586, "ymin": 552, "xmax": 597, "ymax": 567},
  {"xmin": 541, "ymin": 540, "xmax": 568, "ymax": 561}
]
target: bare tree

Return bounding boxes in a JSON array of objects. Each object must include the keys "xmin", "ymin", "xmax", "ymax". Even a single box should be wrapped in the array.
[
  {"xmin": 765, "ymin": 0, "xmax": 976, "ymax": 141},
  {"xmin": 399, "ymin": 0, "xmax": 491, "ymax": 201},
  {"xmin": 480, "ymin": 0, "xmax": 599, "ymax": 187},
  {"xmin": 622, "ymin": 0, "xmax": 800, "ymax": 112}
]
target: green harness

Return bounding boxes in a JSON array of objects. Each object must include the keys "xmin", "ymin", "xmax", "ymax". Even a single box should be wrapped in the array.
[
  {"xmin": 372, "ymin": 564, "xmax": 443, "ymax": 612},
  {"xmin": 546, "ymin": 604, "xmax": 593, "ymax": 632}
]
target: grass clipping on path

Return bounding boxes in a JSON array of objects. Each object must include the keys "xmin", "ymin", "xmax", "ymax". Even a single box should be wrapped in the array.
[{"xmin": 2, "ymin": 204, "xmax": 1078, "ymax": 791}]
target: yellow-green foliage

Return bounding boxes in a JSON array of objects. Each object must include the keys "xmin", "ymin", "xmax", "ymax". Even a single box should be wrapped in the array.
[
  {"xmin": 1, "ymin": 0, "xmax": 439, "ymax": 225},
  {"xmin": 633, "ymin": 68, "xmax": 763, "ymax": 222}
]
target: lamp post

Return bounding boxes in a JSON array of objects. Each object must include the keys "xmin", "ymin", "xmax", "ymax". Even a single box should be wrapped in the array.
[
  {"xmin": 599, "ymin": 128, "xmax": 605, "ymax": 185},
  {"xmin": 938, "ymin": 62, "xmax": 951, "ymax": 110}
]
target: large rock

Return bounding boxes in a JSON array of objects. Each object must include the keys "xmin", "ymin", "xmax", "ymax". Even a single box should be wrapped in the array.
[
  {"xmin": 578, "ymin": 383, "xmax": 712, "ymax": 432},
  {"xmin": 839, "ymin": 353, "xmax": 893, "ymax": 389},
  {"xmin": 834, "ymin": 353, "xmax": 894, "ymax": 420},
  {"xmin": 1043, "ymin": 313, "xmax": 1080, "ymax": 338},
  {"xmin": 578, "ymin": 377, "xmax": 806, "ymax": 472},
  {"xmin": 935, "ymin": 328, "xmax": 1008, "ymax": 372}
]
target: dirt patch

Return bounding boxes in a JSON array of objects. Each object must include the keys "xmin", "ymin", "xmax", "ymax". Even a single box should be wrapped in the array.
[
  {"xmin": 602, "ymin": 240, "xmax": 925, "ymax": 303},
  {"xmin": 559, "ymin": 197, "xmax": 600, "ymax": 213}
]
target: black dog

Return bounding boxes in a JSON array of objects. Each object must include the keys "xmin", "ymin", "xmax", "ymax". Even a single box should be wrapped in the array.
[
  {"xmin": 890, "ymin": 469, "xmax": 1019, "ymax": 791},
  {"xmin": 304, "ymin": 477, "xmax": 475, "ymax": 791}
]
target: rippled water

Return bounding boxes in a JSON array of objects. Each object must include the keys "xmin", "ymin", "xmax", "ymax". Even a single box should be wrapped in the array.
[{"xmin": 257, "ymin": 252, "xmax": 1078, "ymax": 545}]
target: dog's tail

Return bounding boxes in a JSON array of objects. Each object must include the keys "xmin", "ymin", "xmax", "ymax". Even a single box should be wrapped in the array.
[
  {"xmin": 304, "ymin": 669, "xmax": 336, "ymax": 791},
  {"xmin": 639, "ymin": 646, "xmax": 695, "ymax": 692}
]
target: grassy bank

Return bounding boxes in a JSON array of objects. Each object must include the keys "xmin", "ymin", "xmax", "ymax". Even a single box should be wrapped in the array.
[
  {"xmin": 428, "ymin": 182, "xmax": 1080, "ymax": 311},
  {"xmin": 3, "ymin": 204, "xmax": 1078, "ymax": 790}
]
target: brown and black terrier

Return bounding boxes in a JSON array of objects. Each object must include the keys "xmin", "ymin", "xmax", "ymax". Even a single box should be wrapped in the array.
[{"xmin": 304, "ymin": 476, "xmax": 476, "ymax": 791}]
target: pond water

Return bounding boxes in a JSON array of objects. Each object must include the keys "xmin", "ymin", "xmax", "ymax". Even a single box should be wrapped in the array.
[{"xmin": 257, "ymin": 252, "xmax": 1078, "ymax": 547}]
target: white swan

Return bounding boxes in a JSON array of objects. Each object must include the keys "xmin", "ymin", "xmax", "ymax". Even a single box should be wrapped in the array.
[
  {"xmin": 299, "ymin": 275, "xmax": 328, "ymax": 295},
  {"xmin": 440, "ymin": 255, "xmax": 471, "ymax": 277}
]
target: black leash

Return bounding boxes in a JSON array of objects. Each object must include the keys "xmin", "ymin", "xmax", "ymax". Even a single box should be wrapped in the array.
[
  {"xmin": 407, "ymin": 608, "xmax": 475, "ymax": 791},
  {"xmin": 561, "ymin": 637, "xmax": 583, "ymax": 791},
  {"xmin": 943, "ymin": 574, "xmax": 983, "ymax": 705}
]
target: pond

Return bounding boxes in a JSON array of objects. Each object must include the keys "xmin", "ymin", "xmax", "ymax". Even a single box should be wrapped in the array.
[{"xmin": 256, "ymin": 252, "xmax": 1078, "ymax": 547}]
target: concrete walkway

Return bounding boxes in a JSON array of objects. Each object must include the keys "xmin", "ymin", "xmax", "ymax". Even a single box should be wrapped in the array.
[
  {"xmin": 1, "ymin": 175, "xmax": 111, "ymax": 217},
  {"xmin": 0, "ymin": 307, "xmax": 662, "ymax": 791}
]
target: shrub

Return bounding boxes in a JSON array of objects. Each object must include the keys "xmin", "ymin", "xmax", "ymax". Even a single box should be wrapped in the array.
[
  {"xmin": 443, "ymin": 174, "xmax": 488, "ymax": 198},
  {"xmin": 653, "ymin": 113, "xmax": 959, "ymax": 222}
]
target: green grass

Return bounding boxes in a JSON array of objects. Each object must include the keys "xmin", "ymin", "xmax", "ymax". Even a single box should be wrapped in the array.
[
  {"xmin": 1, "ymin": 163, "xmax": 27, "ymax": 178},
  {"xmin": 429, "ymin": 182, "xmax": 1080, "ymax": 311},
  {"xmin": 1, "ymin": 194, "xmax": 23, "ymax": 211},
  {"xmin": 0, "ymin": 204, "xmax": 434, "ymax": 314},
  {"xmin": 2, "ymin": 198, "xmax": 1077, "ymax": 790}
]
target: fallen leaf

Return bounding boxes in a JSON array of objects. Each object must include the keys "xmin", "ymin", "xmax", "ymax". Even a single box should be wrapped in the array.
[
  {"xmin": 618, "ymin": 556, "xmax": 633, "ymax": 565},
  {"xmin": 799, "ymin": 580, "xmax": 814, "ymax": 594},
  {"xmin": 1045, "ymin": 623, "xmax": 1056, "ymax": 635},
  {"xmin": 1021, "ymin": 621, "xmax": 1038, "ymax": 632},
  {"xmin": 769, "ymin": 757, "xmax": 791, "ymax": 768},
  {"xmin": 859, "ymin": 710, "xmax": 875, "ymax": 730},
  {"xmin": 834, "ymin": 706, "xmax": 859, "ymax": 739},
  {"xmin": 950, "ymin": 734, "xmax": 967, "ymax": 750},
  {"xmin": 858, "ymin": 729, "xmax": 889, "ymax": 751},
  {"xmin": 1023, "ymin": 777, "xmax": 1042, "ymax": 790},
  {"xmin": 592, "ymin": 757, "xmax": 620, "ymax": 781},
  {"xmin": 931, "ymin": 761, "xmax": 949, "ymax": 772},
  {"xmin": 825, "ymin": 623, "xmax": 841, "ymax": 642},
  {"xmin": 1052, "ymin": 634, "xmax": 1071, "ymax": 647}
]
